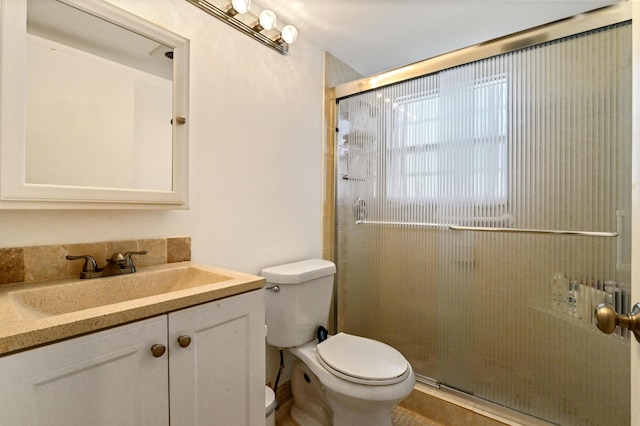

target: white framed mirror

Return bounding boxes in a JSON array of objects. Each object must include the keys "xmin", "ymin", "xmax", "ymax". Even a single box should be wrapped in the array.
[{"xmin": 0, "ymin": 0, "xmax": 189, "ymax": 209}]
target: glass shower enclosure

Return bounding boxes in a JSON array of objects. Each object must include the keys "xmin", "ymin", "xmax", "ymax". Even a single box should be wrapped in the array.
[{"xmin": 333, "ymin": 14, "xmax": 631, "ymax": 426}]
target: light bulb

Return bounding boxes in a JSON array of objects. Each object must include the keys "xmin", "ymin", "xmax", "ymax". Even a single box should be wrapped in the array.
[
  {"xmin": 230, "ymin": 0, "xmax": 251, "ymax": 14},
  {"xmin": 259, "ymin": 10, "xmax": 277, "ymax": 31},
  {"xmin": 281, "ymin": 25, "xmax": 298, "ymax": 44}
]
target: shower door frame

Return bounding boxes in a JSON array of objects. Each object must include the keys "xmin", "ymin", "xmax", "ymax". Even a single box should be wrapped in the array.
[{"xmin": 326, "ymin": 2, "xmax": 640, "ymax": 423}]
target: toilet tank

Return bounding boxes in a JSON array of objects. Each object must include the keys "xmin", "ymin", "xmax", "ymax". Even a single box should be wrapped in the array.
[{"xmin": 262, "ymin": 259, "xmax": 336, "ymax": 348}]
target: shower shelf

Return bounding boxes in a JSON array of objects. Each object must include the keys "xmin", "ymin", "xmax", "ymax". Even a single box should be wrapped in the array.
[
  {"xmin": 338, "ymin": 144, "xmax": 376, "ymax": 154},
  {"xmin": 342, "ymin": 131, "xmax": 376, "ymax": 141},
  {"xmin": 341, "ymin": 175, "xmax": 367, "ymax": 181}
]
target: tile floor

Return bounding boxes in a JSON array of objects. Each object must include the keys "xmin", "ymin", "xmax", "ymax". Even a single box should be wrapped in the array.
[{"xmin": 276, "ymin": 404, "xmax": 444, "ymax": 426}]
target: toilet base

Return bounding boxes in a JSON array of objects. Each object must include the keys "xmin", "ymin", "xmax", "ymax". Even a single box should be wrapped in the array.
[
  {"xmin": 290, "ymin": 361, "xmax": 332, "ymax": 426},
  {"xmin": 290, "ymin": 405, "xmax": 326, "ymax": 426},
  {"xmin": 290, "ymin": 359, "xmax": 397, "ymax": 426}
]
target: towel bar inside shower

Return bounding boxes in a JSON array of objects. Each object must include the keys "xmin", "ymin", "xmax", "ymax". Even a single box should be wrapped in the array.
[{"xmin": 354, "ymin": 220, "xmax": 618, "ymax": 237}]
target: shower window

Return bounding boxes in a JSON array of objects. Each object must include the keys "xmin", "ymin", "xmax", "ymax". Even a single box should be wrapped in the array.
[{"xmin": 387, "ymin": 74, "xmax": 507, "ymax": 207}]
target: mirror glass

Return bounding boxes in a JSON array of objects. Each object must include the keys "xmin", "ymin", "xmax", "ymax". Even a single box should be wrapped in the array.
[{"xmin": 26, "ymin": 0, "xmax": 174, "ymax": 191}]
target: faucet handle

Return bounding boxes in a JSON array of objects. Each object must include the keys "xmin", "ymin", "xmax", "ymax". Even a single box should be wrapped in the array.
[
  {"xmin": 65, "ymin": 255, "xmax": 98, "ymax": 272},
  {"xmin": 123, "ymin": 250, "xmax": 148, "ymax": 268}
]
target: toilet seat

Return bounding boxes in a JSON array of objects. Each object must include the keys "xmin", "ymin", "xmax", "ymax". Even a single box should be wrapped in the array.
[{"xmin": 316, "ymin": 333, "xmax": 410, "ymax": 386}]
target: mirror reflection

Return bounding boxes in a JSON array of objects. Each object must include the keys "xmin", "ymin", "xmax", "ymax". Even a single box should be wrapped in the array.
[{"xmin": 25, "ymin": 0, "xmax": 174, "ymax": 191}]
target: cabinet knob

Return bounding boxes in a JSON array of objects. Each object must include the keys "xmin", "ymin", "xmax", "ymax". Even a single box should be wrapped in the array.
[
  {"xmin": 171, "ymin": 116, "xmax": 186, "ymax": 125},
  {"xmin": 177, "ymin": 335, "xmax": 192, "ymax": 348},
  {"xmin": 150, "ymin": 344, "xmax": 166, "ymax": 358}
]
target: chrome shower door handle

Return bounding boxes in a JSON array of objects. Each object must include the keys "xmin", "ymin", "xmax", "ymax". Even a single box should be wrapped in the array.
[{"xmin": 594, "ymin": 303, "xmax": 640, "ymax": 343}]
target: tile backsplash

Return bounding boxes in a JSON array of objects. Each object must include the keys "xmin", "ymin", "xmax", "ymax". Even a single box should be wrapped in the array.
[{"xmin": 0, "ymin": 236, "xmax": 191, "ymax": 285}]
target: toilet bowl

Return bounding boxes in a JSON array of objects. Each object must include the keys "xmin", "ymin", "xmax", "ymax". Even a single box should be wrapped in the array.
[
  {"xmin": 289, "ymin": 334, "xmax": 415, "ymax": 426},
  {"xmin": 262, "ymin": 259, "xmax": 415, "ymax": 426}
]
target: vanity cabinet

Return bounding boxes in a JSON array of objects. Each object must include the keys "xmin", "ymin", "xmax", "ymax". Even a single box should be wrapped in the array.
[
  {"xmin": 168, "ymin": 290, "xmax": 265, "ymax": 426},
  {"xmin": 0, "ymin": 290, "xmax": 265, "ymax": 426},
  {"xmin": 0, "ymin": 316, "xmax": 169, "ymax": 425}
]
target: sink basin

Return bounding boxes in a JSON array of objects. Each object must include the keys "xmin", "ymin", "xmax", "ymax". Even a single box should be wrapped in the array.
[
  {"xmin": 0, "ymin": 261, "xmax": 265, "ymax": 355},
  {"xmin": 9, "ymin": 266, "xmax": 233, "ymax": 316}
]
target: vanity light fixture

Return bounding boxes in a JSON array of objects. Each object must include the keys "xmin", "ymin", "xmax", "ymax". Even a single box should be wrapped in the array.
[
  {"xmin": 280, "ymin": 24, "xmax": 298, "ymax": 44},
  {"xmin": 185, "ymin": 0, "xmax": 297, "ymax": 55},
  {"xmin": 256, "ymin": 10, "xmax": 277, "ymax": 31},
  {"xmin": 228, "ymin": 0, "xmax": 251, "ymax": 15}
]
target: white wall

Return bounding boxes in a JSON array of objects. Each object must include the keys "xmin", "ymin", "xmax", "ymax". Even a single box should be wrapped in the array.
[{"xmin": 0, "ymin": 0, "xmax": 324, "ymax": 275}]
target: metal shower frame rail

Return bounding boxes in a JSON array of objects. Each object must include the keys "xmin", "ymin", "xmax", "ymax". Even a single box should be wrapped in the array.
[{"xmin": 328, "ymin": 3, "xmax": 630, "ymax": 100}]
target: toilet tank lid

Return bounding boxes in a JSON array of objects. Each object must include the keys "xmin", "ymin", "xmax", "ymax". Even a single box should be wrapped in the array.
[{"xmin": 261, "ymin": 259, "xmax": 336, "ymax": 284}]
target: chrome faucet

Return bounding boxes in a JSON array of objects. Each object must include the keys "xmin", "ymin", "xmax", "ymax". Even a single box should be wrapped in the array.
[{"xmin": 66, "ymin": 250, "xmax": 148, "ymax": 279}]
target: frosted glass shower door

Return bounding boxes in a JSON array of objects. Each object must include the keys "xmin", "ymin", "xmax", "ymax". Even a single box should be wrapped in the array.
[{"xmin": 335, "ymin": 21, "xmax": 632, "ymax": 426}]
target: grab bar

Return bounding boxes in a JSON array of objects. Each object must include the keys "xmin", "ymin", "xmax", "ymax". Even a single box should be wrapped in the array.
[{"xmin": 355, "ymin": 220, "xmax": 617, "ymax": 237}]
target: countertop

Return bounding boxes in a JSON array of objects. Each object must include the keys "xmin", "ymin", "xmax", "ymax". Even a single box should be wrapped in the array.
[{"xmin": 0, "ymin": 261, "xmax": 265, "ymax": 355}]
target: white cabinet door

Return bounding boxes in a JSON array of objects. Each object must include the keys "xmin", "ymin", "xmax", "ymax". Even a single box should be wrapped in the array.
[
  {"xmin": 0, "ymin": 316, "xmax": 169, "ymax": 426},
  {"xmin": 169, "ymin": 290, "xmax": 265, "ymax": 426}
]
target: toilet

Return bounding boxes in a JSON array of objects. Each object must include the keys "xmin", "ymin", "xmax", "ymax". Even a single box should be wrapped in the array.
[
  {"xmin": 265, "ymin": 385, "xmax": 276, "ymax": 426},
  {"xmin": 262, "ymin": 259, "xmax": 415, "ymax": 426}
]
